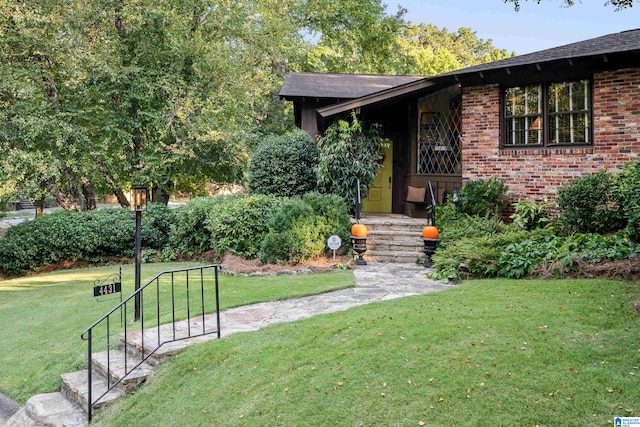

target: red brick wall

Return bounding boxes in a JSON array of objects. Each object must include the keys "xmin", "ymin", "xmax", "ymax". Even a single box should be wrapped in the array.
[{"xmin": 461, "ymin": 68, "xmax": 640, "ymax": 201}]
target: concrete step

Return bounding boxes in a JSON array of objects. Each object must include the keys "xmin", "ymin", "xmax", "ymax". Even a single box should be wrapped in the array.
[
  {"xmin": 92, "ymin": 350, "xmax": 155, "ymax": 394},
  {"xmin": 23, "ymin": 392, "xmax": 86, "ymax": 427},
  {"xmin": 60, "ymin": 370, "xmax": 123, "ymax": 415}
]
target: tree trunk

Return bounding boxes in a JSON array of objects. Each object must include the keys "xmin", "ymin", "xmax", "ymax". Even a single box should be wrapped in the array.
[
  {"xmin": 113, "ymin": 188, "xmax": 130, "ymax": 208},
  {"xmin": 81, "ymin": 179, "xmax": 97, "ymax": 210},
  {"xmin": 44, "ymin": 179, "xmax": 78, "ymax": 211},
  {"xmin": 35, "ymin": 196, "xmax": 45, "ymax": 218},
  {"xmin": 152, "ymin": 184, "xmax": 171, "ymax": 205}
]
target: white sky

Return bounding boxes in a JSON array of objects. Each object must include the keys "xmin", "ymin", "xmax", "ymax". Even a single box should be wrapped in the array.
[{"xmin": 391, "ymin": 0, "xmax": 639, "ymax": 55}]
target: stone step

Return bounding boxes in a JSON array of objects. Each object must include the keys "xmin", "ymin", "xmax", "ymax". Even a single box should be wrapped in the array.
[
  {"xmin": 23, "ymin": 392, "xmax": 86, "ymax": 427},
  {"xmin": 120, "ymin": 313, "xmax": 219, "ymax": 363},
  {"xmin": 60, "ymin": 370, "xmax": 123, "ymax": 415},
  {"xmin": 92, "ymin": 350, "xmax": 155, "ymax": 394},
  {"xmin": 5, "ymin": 407, "xmax": 44, "ymax": 427},
  {"xmin": 365, "ymin": 250, "xmax": 425, "ymax": 264},
  {"xmin": 361, "ymin": 221, "xmax": 427, "ymax": 233},
  {"xmin": 367, "ymin": 241, "xmax": 423, "ymax": 252}
]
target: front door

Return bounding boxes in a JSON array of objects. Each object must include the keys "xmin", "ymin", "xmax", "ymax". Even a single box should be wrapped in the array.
[{"xmin": 362, "ymin": 144, "xmax": 393, "ymax": 213}]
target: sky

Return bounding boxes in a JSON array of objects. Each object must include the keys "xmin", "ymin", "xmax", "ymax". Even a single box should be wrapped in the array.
[{"xmin": 390, "ymin": 0, "xmax": 639, "ymax": 55}]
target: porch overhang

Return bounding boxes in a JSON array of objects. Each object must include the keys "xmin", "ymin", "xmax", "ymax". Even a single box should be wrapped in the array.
[{"xmin": 315, "ymin": 78, "xmax": 442, "ymax": 119}]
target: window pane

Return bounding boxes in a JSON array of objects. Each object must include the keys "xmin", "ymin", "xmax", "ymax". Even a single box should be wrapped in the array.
[{"xmin": 505, "ymin": 85, "xmax": 541, "ymax": 116}]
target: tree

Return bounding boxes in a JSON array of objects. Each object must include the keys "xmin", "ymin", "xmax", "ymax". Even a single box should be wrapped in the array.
[
  {"xmin": 316, "ymin": 112, "xmax": 387, "ymax": 211},
  {"xmin": 505, "ymin": 0, "xmax": 633, "ymax": 11},
  {"xmin": 388, "ymin": 24, "xmax": 514, "ymax": 76}
]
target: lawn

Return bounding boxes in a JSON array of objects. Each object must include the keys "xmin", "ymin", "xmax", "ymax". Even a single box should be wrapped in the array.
[
  {"xmin": 92, "ymin": 278, "xmax": 640, "ymax": 427},
  {"xmin": 0, "ymin": 262, "xmax": 354, "ymax": 403}
]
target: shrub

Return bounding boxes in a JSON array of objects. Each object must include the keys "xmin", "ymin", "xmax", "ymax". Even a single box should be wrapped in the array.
[
  {"xmin": 0, "ymin": 206, "xmax": 173, "ymax": 276},
  {"xmin": 613, "ymin": 160, "xmax": 640, "ymax": 242},
  {"xmin": 457, "ymin": 178, "xmax": 508, "ymax": 217},
  {"xmin": 205, "ymin": 194, "xmax": 281, "ymax": 259},
  {"xmin": 432, "ymin": 227, "xmax": 530, "ymax": 281},
  {"xmin": 169, "ymin": 197, "xmax": 224, "ymax": 254},
  {"xmin": 258, "ymin": 193, "xmax": 351, "ymax": 264},
  {"xmin": 510, "ymin": 198, "xmax": 553, "ymax": 231},
  {"xmin": 498, "ymin": 232, "xmax": 640, "ymax": 279},
  {"xmin": 316, "ymin": 112, "xmax": 387, "ymax": 211},
  {"xmin": 248, "ymin": 130, "xmax": 318, "ymax": 197},
  {"xmin": 557, "ymin": 171, "xmax": 623, "ymax": 234}
]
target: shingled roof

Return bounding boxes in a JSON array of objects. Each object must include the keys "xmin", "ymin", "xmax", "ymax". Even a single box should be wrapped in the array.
[
  {"xmin": 439, "ymin": 28, "xmax": 640, "ymax": 79},
  {"xmin": 313, "ymin": 29, "xmax": 640, "ymax": 119},
  {"xmin": 279, "ymin": 72, "xmax": 423, "ymax": 100}
]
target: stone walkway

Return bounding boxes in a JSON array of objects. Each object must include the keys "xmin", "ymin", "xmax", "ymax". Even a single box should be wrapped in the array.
[{"xmin": 1, "ymin": 263, "xmax": 454, "ymax": 426}]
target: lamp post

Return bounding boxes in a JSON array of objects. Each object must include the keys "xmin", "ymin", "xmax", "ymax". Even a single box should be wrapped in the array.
[{"xmin": 131, "ymin": 185, "xmax": 147, "ymax": 321}]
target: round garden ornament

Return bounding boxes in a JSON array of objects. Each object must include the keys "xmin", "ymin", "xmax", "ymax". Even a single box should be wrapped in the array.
[
  {"xmin": 351, "ymin": 223, "xmax": 369, "ymax": 237},
  {"xmin": 422, "ymin": 225, "xmax": 439, "ymax": 239}
]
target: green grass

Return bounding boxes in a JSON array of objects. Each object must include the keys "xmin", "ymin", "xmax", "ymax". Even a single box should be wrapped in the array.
[
  {"xmin": 93, "ymin": 278, "xmax": 640, "ymax": 427},
  {"xmin": 0, "ymin": 263, "xmax": 354, "ymax": 403}
]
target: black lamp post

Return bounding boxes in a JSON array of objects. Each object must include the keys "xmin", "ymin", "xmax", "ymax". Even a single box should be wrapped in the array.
[{"xmin": 131, "ymin": 185, "xmax": 147, "ymax": 321}]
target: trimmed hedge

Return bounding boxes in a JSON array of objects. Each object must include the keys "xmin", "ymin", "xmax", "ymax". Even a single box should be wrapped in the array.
[
  {"xmin": 205, "ymin": 194, "xmax": 282, "ymax": 259},
  {"xmin": 248, "ymin": 130, "xmax": 318, "ymax": 197},
  {"xmin": 0, "ymin": 204, "xmax": 172, "ymax": 276}
]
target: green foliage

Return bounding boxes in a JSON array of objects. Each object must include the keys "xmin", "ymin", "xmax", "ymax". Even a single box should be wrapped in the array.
[
  {"xmin": 498, "ymin": 232, "xmax": 639, "ymax": 279},
  {"xmin": 390, "ymin": 24, "xmax": 513, "ymax": 76},
  {"xmin": 510, "ymin": 198, "xmax": 553, "ymax": 231},
  {"xmin": 258, "ymin": 193, "xmax": 351, "ymax": 264},
  {"xmin": 457, "ymin": 178, "xmax": 508, "ymax": 217},
  {"xmin": 169, "ymin": 197, "xmax": 225, "ymax": 255},
  {"xmin": 557, "ymin": 171, "xmax": 623, "ymax": 234},
  {"xmin": 432, "ymin": 227, "xmax": 530, "ymax": 281},
  {"xmin": 316, "ymin": 113, "xmax": 387, "ymax": 211},
  {"xmin": 206, "ymin": 195, "xmax": 282, "ymax": 259},
  {"xmin": 613, "ymin": 160, "xmax": 640, "ymax": 242},
  {"xmin": 0, "ymin": 206, "xmax": 172, "ymax": 276},
  {"xmin": 249, "ymin": 130, "xmax": 318, "ymax": 197}
]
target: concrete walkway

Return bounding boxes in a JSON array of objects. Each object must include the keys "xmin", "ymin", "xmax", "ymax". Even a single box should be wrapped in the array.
[{"xmin": 1, "ymin": 263, "xmax": 454, "ymax": 426}]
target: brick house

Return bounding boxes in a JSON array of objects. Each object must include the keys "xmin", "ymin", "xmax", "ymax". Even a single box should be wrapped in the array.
[{"xmin": 279, "ymin": 29, "xmax": 640, "ymax": 214}]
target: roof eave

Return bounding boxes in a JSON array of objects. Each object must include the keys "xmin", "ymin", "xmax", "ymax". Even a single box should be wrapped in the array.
[{"xmin": 316, "ymin": 78, "xmax": 437, "ymax": 118}]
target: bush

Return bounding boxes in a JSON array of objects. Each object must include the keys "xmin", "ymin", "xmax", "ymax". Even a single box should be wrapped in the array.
[
  {"xmin": 169, "ymin": 197, "xmax": 224, "ymax": 254},
  {"xmin": 557, "ymin": 171, "xmax": 623, "ymax": 234},
  {"xmin": 206, "ymin": 194, "xmax": 282, "ymax": 259},
  {"xmin": 510, "ymin": 198, "xmax": 553, "ymax": 231},
  {"xmin": 316, "ymin": 112, "xmax": 386, "ymax": 210},
  {"xmin": 457, "ymin": 178, "xmax": 508, "ymax": 217},
  {"xmin": 248, "ymin": 130, "xmax": 318, "ymax": 197},
  {"xmin": 0, "ymin": 205, "xmax": 173, "ymax": 276},
  {"xmin": 613, "ymin": 160, "xmax": 640, "ymax": 242},
  {"xmin": 498, "ymin": 231, "xmax": 640, "ymax": 279},
  {"xmin": 258, "ymin": 193, "xmax": 351, "ymax": 264},
  {"xmin": 432, "ymin": 227, "xmax": 530, "ymax": 281}
]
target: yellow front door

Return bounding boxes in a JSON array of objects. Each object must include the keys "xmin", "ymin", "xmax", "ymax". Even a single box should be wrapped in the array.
[{"xmin": 362, "ymin": 144, "xmax": 393, "ymax": 213}]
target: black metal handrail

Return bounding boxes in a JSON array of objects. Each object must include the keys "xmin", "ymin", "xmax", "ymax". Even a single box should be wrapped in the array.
[{"xmin": 81, "ymin": 264, "xmax": 220, "ymax": 421}]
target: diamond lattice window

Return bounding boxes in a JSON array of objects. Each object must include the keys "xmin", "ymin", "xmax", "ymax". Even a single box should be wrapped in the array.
[{"xmin": 417, "ymin": 86, "xmax": 462, "ymax": 175}]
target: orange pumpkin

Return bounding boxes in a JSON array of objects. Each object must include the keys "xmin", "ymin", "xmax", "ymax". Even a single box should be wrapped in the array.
[
  {"xmin": 351, "ymin": 223, "xmax": 369, "ymax": 237},
  {"xmin": 422, "ymin": 225, "xmax": 439, "ymax": 239}
]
